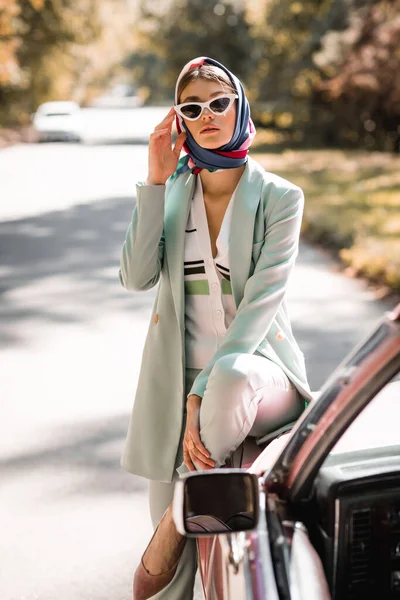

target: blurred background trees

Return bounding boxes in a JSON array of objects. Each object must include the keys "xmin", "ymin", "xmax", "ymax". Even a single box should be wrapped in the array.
[
  {"xmin": 246, "ymin": 0, "xmax": 400, "ymax": 152},
  {"xmin": 0, "ymin": 0, "xmax": 137, "ymax": 124},
  {"xmin": 1, "ymin": 0, "xmax": 399, "ymax": 152},
  {"xmin": 315, "ymin": 0, "xmax": 400, "ymax": 151},
  {"xmin": 123, "ymin": 0, "xmax": 253, "ymax": 103}
]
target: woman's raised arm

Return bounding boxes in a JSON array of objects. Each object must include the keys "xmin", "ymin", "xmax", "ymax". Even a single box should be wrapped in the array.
[
  {"xmin": 119, "ymin": 108, "xmax": 186, "ymax": 291},
  {"xmin": 119, "ymin": 183, "xmax": 166, "ymax": 291}
]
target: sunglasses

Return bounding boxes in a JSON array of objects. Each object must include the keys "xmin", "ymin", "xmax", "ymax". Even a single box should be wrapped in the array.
[{"xmin": 174, "ymin": 93, "xmax": 238, "ymax": 121}]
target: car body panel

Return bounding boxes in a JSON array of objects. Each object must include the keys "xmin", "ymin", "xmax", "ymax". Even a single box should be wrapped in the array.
[
  {"xmin": 194, "ymin": 303, "xmax": 400, "ymax": 599},
  {"xmin": 247, "ymin": 378, "xmax": 400, "ymax": 479},
  {"xmin": 197, "ymin": 490, "xmax": 281, "ymax": 600},
  {"xmin": 264, "ymin": 304, "xmax": 400, "ymax": 500},
  {"xmin": 197, "ymin": 536, "xmax": 248, "ymax": 600},
  {"xmin": 290, "ymin": 524, "xmax": 331, "ymax": 600}
]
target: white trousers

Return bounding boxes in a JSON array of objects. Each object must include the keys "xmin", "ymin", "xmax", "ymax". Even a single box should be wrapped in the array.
[
  {"xmin": 178, "ymin": 352, "xmax": 303, "ymax": 473},
  {"xmin": 147, "ymin": 353, "xmax": 304, "ymax": 599}
]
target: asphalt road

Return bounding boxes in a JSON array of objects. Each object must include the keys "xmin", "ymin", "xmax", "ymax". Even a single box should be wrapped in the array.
[{"xmin": 0, "ymin": 111, "xmax": 397, "ymax": 600}]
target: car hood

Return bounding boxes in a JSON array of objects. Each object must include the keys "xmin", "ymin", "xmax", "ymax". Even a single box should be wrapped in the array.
[{"xmin": 255, "ymin": 303, "xmax": 400, "ymax": 502}]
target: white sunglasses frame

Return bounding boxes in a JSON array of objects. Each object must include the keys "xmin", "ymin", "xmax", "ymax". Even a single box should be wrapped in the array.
[{"xmin": 174, "ymin": 93, "xmax": 239, "ymax": 121}]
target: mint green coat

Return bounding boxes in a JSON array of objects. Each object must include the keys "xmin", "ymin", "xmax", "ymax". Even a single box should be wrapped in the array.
[{"xmin": 119, "ymin": 156, "xmax": 312, "ymax": 483}]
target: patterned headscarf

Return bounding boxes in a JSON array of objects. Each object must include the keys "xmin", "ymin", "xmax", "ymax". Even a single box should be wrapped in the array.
[{"xmin": 173, "ymin": 56, "xmax": 256, "ymax": 176}]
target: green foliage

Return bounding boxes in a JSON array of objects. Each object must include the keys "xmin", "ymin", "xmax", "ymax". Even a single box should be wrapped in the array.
[
  {"xmin": 255, "ymin": 149, "xmax": 400, "ymax": 292},
  {"xmin": 251, "ymin": 0, "xmax": 331, "ymax": 100},
  {"xmin": 2, "ymin": 0, "xmax": 400, "ymax": 153},
  {"xmin": 0, "ymin": 0, "xmax": 102, "ymax": 124},
  {"xmin": 128, "ymin": 0, "xmax": 254, "ymax": 102},
  {"xmin": 248, "ymin": 0, "xmax": 340, "ymax": 137},
  {"xmin": 122, "ymin": 50, "xmax": 169, "ymax": 104},
  {"xmin": 314, "ymin": 0, "xmax": 400, "ymax": 152},
  {"xmin": 247, "ymin": 0, "xmax": 400, "ymax": 152}
]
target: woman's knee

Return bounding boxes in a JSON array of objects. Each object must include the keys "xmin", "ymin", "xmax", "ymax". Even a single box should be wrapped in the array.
[{"xmin": 208, "ymin": 353, "xmax": 250, "ymax": 397}]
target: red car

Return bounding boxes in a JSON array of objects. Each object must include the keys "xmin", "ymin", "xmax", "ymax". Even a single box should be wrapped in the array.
[{"xmin": 174, "ymin": 303, "xmax": 400, "ymax": 600}]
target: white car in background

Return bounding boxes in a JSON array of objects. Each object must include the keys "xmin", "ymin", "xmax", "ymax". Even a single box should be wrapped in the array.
[{"xmin": 32, "ymin": 101, "xmax": 82, "ymax": 142}]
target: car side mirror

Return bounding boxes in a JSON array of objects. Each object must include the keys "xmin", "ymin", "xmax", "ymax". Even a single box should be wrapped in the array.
[{"xmin": 173, "ymin": 469, "xmax": 259, "ymax": 537}]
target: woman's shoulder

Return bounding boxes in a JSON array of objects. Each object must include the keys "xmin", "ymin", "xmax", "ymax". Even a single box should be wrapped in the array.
[{"xmin": 247, "ymin": 156, "xmax": 303, "ymax": 198}]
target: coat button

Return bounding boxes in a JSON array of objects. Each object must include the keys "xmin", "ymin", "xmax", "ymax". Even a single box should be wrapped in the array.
[
  {"xmin": 154, "ymin": 313, "xmax": 159, "ymax": 324},
  {"xmin": 276, "ymin": 331, "xmax": 285, "ymax": 341}
]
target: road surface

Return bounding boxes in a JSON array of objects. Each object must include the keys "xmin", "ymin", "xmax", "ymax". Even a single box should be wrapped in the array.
[{"xmin": 0, "ymin": 107, "xmax": 397, "ymax": 600}]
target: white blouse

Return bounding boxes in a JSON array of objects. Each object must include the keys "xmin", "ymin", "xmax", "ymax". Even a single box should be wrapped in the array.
[{"xmin": 184, "ymin": 176, "xmax": 237, "ymax": 369}]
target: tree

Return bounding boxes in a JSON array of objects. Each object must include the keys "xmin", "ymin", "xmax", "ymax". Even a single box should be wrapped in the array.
[
  {"xmin": 0, "ymin": 0, "xmax": 44, "ymax": 87},
  {"xmin": 247, "ymin": 0, "xmax": 340, "ymax": 137},
  {"xmin": 0, "ymin": 0, "xmax": 102, "ymax": 124},
  {"xmin": 0, "ymin": 0, "xmax": 141, "ymax": 125},
  {"xmin": 316, "ymin": 0, "xmax": 400, "ymax": 151},
  {"xmin": 16, "ymin": 0, "xmax": 101, "ymax": 110},
  {"xmin": 127, "ymin": 0, "xmax": 254, "ymax": 102}
]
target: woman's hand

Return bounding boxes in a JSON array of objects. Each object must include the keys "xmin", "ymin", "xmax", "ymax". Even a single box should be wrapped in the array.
[
  {"xmin": 146, "ymin": 107, "xmax": 187, "ymax": 185},
  {"xmin": 183, "ymin": 394, "xmax": 215, "ymax": 471}
]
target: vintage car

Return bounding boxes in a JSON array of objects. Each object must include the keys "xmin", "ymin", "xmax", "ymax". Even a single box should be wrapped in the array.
[{"xmin": 173, "ymin": 302, "xmax": 400, "ymax": 600}]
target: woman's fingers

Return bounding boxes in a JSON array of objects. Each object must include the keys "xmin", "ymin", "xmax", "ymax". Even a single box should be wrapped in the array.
[
  {"xmin": 184, "ymin": 442, "xmax": 214, "ymax": 471},
  {"xmin": 150, "ymin": 128, "xmax": 170, "ymax": 137},
  {"xmin": 154, "ymin": 116, "xmax": 174, "ymax": 133},
  {"xmin": 146, "ymin": 107, "xmax": 179, "ymax": 185},
  {"xmin": 173, "ymin": 131, "xmax": 187, "ymax": 156},
  {"xmin": 184, "ymin": 433, "xmax": 215, "ymax": 468},
  {"xmin": 191, "ymin": 447, "xmax": 215, "ymax": 468},
  {"xmin": 183, "ymin": 401, "xmax": 215, "ymax": 470},
  {"xmin": 183, "ymin": 447, "xmax": 196, "ymax": 472},
  {"xmin": 184, "ymin": 434, "xmax": 215, "ymax": 470},
  {"xmin": 187, "ymin": 433, "xmax": 214, "ymax": 466},
  {"xmin": 191, "ymin": 455, "xmax": 215, "ymax": 470},
  {"xmin": 190, "ymin": 430, "xmax": 212, "ymax": 460},
  {"xmin": 154, "ymin": 108, "xmax": 175, "ymax": 132}
]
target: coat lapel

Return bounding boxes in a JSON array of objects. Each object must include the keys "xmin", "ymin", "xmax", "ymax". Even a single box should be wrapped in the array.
[
  {"xmin": 229, "ymin": 157, "xmax": 264, "ymax": 307},
  {"xmin": 165, "ymin": 157, "xmax": 264, "ymax": 329},
  {"xmin": 164, "ymin": 171, "xmax": 195, "ymax": 332}
]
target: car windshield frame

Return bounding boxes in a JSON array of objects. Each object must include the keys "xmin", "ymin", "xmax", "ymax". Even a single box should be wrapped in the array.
[{"xmin": 263, "ymin": 303, "xmax": 400, "ymax": 502}]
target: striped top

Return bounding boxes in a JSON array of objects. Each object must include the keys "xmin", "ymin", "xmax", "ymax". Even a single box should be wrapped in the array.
[{"xmin": 184, "ymin": 176, "xmax": 237, "ymax": 369}]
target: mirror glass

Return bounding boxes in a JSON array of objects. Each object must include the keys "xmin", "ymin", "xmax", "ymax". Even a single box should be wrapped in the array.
[{"xmin": 183, "ymin": 472, "xmax": 258, "ymax": 535}]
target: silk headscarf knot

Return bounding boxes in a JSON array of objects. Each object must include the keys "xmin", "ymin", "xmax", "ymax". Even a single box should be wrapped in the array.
[{"xmin": 173, "ymin": 56, "xmax": 256, "ymax": 177}]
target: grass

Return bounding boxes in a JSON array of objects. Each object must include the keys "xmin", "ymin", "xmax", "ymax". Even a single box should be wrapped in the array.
[{"xmin": 251, "ymin": 147, "xmax": 400, "ymax": 294}]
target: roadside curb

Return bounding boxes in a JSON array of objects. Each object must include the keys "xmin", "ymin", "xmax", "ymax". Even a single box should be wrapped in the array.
[{"xmin": 301, "ymin": 232, "xmax": 400, "ymax": 306}]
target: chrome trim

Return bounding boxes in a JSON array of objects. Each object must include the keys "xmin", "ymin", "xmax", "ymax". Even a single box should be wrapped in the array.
[
  {"xmin": 294, "ymin": 521, "xmax": 308, "ymax": 533},
  {"xmin": 332, "ymin": 498, "xmax": 341, "ymax": 598},
  {"xmin": 243, "ymin": 541, "xmax": 255, "ymax": 600},
  {"xmin": 252, "ymin": 489, "xmax": 280, "ymax": 600},
  {"xmin": 172, "ymin": 479, "xmax": 185, "ymax": 535},
  {"xmin": 228, "ymin": 532, "xmax": 246, "ymax": 573},
  {"xmin": 282, "ymin": 519, "xmax": 296, "ymax": 528}
]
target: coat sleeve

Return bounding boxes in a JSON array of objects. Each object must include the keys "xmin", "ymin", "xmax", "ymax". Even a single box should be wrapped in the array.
[
  {"xmin": 119, "ymin": 182, "xmax": 166, "ymax": 291},
  {"xmin": 188, "ymin": 185, "xmax": 304, "ymax": 398}
]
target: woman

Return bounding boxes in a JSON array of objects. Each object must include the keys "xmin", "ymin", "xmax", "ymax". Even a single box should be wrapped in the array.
[{"xmin": 119, "ymin": 56, "xmax": 312, "ymax": 600}]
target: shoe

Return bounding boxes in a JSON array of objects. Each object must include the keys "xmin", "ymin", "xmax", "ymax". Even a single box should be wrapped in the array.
[
  {"xmin": 133, "ymin": 506, "xmax": 187, "ymax": 600},
  {"xmin": 133, "ymin": 557, "xmax": 181, "ymax": 600}
]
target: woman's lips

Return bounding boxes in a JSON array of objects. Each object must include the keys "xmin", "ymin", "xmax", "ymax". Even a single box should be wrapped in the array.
[
  {"xmin": 200, "ymin": 129, "xmax": 219, "ymax": 135},
  {"xmin": 200, "ymin": 127, "xmax": 220, "ymax": 135}
]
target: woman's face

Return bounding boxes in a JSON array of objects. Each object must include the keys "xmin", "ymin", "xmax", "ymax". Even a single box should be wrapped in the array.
[{"xmin": 179, "ymin": 78, "xmax": 237, "ymax": 149}]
